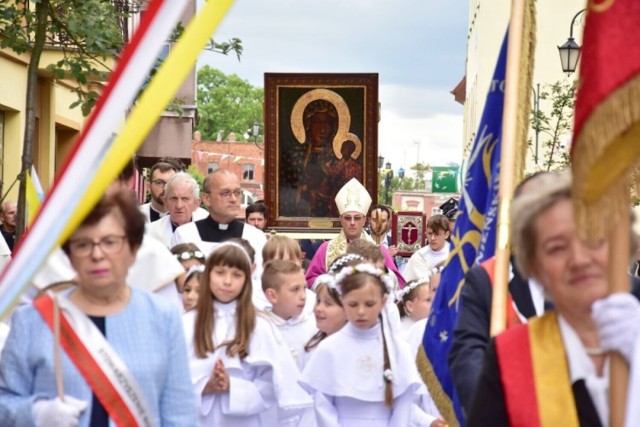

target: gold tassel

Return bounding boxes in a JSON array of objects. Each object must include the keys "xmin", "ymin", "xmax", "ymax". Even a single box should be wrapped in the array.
[
  {"xmin": 515, "ymin": 0, "xmax": 537, "ymax": 184},
  {"xmin": 416, "ymin": 347, "xmax": 459, "ymax": 427},
  {"xmin": 572, "ymin": 75, "xmax": 640, "ymax": 244}
]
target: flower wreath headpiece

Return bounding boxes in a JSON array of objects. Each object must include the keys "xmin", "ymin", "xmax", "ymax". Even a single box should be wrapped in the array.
[
  {"xmin": 185, "ymin": 264, "xmax": 205, "ymax": 283},
  {"xmin": 311, "ymin": 273, "xmax": 336, "ymax": 292},
  {"xmin": 332, "ymin": 263, "xmax": 395, "ymax": 295},
  {"xmin": 328, "ymin": 253, "xmax": 365, "ymax": 274},
  {"xmin": 175, "ymin": 250, "xmax": 205, "ymax": 262},
  {"xmin": 394, "ymin": 264, "xmax": 445, "ymax": 301}
]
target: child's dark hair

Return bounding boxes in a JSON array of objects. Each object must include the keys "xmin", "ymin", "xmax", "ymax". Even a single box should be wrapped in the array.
[
  {"xmin": 194, "ymin": 244, "xmax": 255, "ymax": 359},
  {"xmin": 227, "ymin": 237, "xmax": 255, "ymax": 264},
  {"xmin": 170, "ymin": 242, "xmax": 205, "ymax": 263},
  {"xmin": 338, "ymin": 266, "xmax": 393, "ymax": 407},
  {"xmin": 427, "ymin": 214, "xmax": 449, "ymax": 234}
]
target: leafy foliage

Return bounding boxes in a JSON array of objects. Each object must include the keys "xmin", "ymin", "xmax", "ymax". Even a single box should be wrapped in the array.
[
  {"xmin": 377, "ymin": 162, "xmax": 431, "ymax": 206},
  {"xmin": 170, "ymin": 21, "xmax": 243, "ymax": 60},
  {"xmin": 1, "ymin": 0, "xmax": 126, "ymax": 115},
  {"xmin": 529, "ymin": 80, "xmax": 576, "ymax": 172},
  {"xmin": 196, "ymin": 66, "xmax": 263, "ymax": 141}
]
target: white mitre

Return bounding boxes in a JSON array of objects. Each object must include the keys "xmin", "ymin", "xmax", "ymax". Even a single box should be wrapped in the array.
[{"xmin": 334, "ymin": 178, "xmax": 372, "ymax": 215}]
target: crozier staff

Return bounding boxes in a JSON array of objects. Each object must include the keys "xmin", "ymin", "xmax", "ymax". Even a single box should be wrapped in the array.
[{"xmin": 0, "ymin": 190, "xmax": 197, "ymax": 426}]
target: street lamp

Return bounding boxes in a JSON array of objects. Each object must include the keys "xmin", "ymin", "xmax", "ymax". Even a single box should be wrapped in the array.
[
  {"xmin": 558, "ymin": 9, "xmax": 586, "ymax": 74},
  {"xmin": 384, "ymin": 162, "xmax": 393, "ymax": 205},
  {"xmin": 398, "ymin": 167, "xmax": 405, "ymax": 180},
  {"xmin": 378, "ymin": 155, "xmax": 384, "ymax": 170},
  {"xmin": 250, "ymin": 121, "xmax": 261, "ymax": 150}
]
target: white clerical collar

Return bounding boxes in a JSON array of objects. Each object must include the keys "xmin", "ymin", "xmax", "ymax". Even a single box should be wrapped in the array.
[
  {"xmin": 150, "ymin": 204, "xmax": 168, "ymax": 217},
  {"xmin": 219, "ymin": 223, "xmax": 229, "ymax": 230}
]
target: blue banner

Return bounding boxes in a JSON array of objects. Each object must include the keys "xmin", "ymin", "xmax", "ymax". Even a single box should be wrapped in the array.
[{"xmin": 422, "ymin": 30, "xmax": 508, "ymax": 426}]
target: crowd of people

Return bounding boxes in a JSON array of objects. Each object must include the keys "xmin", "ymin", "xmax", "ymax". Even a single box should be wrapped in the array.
[{"xmin": 0, "ymin": 159, "xmax": 639, "ymax": 427}]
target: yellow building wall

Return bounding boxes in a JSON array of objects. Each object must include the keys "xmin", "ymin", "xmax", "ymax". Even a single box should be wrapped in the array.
[
  {"xmin": 0, "ymin": 47, "xmax": 87, "ymax": 198},
  {"xmin": 463, "ymin": 0, "xmax": 584, "ymax": 171}
]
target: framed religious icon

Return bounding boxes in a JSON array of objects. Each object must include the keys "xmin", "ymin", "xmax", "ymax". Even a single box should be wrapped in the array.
[
  {"xmin": 391, "ymin": 211, "xmax": 427, "ymax": 257},
  {"xmin": 264, "ymin": 73, "xmax": 379, "ymax": 230}
]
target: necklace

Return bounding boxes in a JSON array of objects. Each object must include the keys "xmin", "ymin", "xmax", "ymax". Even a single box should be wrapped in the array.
[{"xmin": 584, "ymin": 347, "xmax": 606, "ymax": 357}]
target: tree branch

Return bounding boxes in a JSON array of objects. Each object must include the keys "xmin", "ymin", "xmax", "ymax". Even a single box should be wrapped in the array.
[{"xmin": 47, "ymin": 5, "xmax": 115, "ymax": 73}]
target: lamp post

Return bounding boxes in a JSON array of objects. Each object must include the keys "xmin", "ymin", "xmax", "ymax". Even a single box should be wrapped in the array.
[
  {"xmin": 250, "ymin": 121, "xmax": 261, "ymax": 150},
  {"xmin": 384, "ymin": 162, "xmax": 393, "ymax": 205},
  {"xmin": 558, "ymin": 9, "xmax": 586, "ymax": 74}
]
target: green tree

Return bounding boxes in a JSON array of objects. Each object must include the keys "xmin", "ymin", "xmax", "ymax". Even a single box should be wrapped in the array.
[
  {"xmin": 0, "ymin": 1, "xmax": 242, "ymax": 240},
  {"xmin": 1, "ymin": 0, "xmax": 127, "ymax": 240},
  {"xmin": 377, "ymin": 162, "xmax": 432, "ymax": 207},
  {"xmin": 529, "ymin": 80, "xmax": 576, "ymax": 172},
  {"xmin": 196, "ymin": 66, "xmax": 264, "ymax": 141}
]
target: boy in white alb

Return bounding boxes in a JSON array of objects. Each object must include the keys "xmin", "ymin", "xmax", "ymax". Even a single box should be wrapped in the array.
[
  {"xmin": 262, "ymin": 260, "xmax": 317, "ymax": 371},
  {"xmin": 403, "ymin": 214, "xmax": 451, "ymax": 282},
  {"xmin": 262, "ymin": 260, "xmax": 317, "ymax": 426}
]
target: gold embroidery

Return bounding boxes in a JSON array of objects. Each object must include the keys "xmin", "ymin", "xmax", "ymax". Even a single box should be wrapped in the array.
[
  {"xmin": 290, "ymin": 88, "xmax": 362, "ymax": 159},
  {"xmin": 589, "ymin": 0, "xmax": 615, "ymax": 13}
]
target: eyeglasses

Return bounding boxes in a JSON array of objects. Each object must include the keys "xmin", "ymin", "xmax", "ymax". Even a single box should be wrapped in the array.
[
  {"xmin": 342, "ymin": 215, "xmax": 364, "ymax": 222},
  {"xmin": 151, "ymin": 179, "xmax": 167, "ymax": 187},
  {"xmin": 68, "ymin": 235, "xmax": 127, "ymax": 257},
  {"xmin": 216, "ymin": 189, "xmax": 243, "ymax": 199}
]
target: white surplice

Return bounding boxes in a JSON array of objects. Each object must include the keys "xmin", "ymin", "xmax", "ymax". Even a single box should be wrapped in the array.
[
  {"xmin": 183, "ymin": 301, "xmax": 312, "ymax": 426},
  {"xmin": 300, "ymin": 322, "xmax": 435, "ymax": 427}
]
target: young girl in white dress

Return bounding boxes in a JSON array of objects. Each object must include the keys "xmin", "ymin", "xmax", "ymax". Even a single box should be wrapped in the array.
[
  {"xmin": 403, "ymin": 263, "xmax": 445, "ymax": 353},
  {"xmin": 300, "ymin": 263, "xmax": 444, "ymax": 426},
  {"xmin": 396, "ymin": 278, "xmax": 432, "ymax": 332},
  {"xmin": 183, "ymin": 242, "xmax": 312, "ymax": 426},
  {"xmin": 304, "ymin": 274, "xmax": 347, "ymax": 361},
  {"xmin": 304, "ymin": 253, "xmax": 363, "ymax": 357}
]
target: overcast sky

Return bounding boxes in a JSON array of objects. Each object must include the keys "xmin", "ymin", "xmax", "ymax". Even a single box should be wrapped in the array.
[{"xmin": 197, "ymin": 0, "xmax": 469, "ymax": 173}]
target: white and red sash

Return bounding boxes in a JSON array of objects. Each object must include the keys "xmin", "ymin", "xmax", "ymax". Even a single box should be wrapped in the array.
[{"xmin": 34, "ymin": 292, "xmax": 153, "ymax": 427}]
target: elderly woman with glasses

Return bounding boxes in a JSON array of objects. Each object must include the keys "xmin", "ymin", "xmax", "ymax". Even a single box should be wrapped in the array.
[
  {"xmin": 467, "ymin": 171, "xmax": 633, "ymax": 426},
  {"xmin": 0, "ymin": 190, "xmax": 197, "ymax": 426}
]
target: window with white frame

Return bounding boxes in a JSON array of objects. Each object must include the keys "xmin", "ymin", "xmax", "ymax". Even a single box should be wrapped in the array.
[{"xmin": 242, "ymin": 163, "xmax": 254, "ymax": 181}]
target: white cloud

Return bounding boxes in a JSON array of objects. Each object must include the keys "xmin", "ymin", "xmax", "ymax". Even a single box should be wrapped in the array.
[
  {"xmin": 196, "ymin": 0, "xmax": 468, "ymax": 170},
  {"xmin": 379, "ymin": 110, "xmax": 463, "ymax": 173}
]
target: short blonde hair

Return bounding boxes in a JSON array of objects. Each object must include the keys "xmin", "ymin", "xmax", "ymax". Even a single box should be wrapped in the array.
[
  {"xmin": 262, "ymin": 259, "xmax": 302, "ymax": 292},
  {"xmin": 262, "ymin": 235, "xmax": 301, "ymax": 263},
  {"xmin": 511, "ymin": 171, "xmax": 572, "ymax": 279}
]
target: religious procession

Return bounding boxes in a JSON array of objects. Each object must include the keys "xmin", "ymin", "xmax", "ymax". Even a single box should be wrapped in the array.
[{"xmin": 0, "ymin": 0, "xmax": 639, "ymax": 426}]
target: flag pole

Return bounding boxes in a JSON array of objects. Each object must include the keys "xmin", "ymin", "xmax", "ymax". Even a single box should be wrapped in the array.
[
  {"xmin": 609, "ymin": 201, "xmax": 630, "ymax": 427},
  {"xmin": 490, "ymin": 0, "xmax": 532, "ymax": 337}
]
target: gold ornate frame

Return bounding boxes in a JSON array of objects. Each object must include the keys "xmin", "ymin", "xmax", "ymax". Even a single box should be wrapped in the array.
[{"xmin": 264, "ymin": 73, "xmax": 379, "ymax": 231}]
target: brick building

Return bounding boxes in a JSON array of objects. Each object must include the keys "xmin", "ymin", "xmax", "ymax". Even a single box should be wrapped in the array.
[{"xmin": 191, "ymin": 134, "xmax": 265, "ymax": 207}]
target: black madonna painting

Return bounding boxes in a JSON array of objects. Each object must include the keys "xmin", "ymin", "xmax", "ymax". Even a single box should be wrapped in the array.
[{"xmin": 264, "ymin": 73, "xmax": 379, "ymax": 229}]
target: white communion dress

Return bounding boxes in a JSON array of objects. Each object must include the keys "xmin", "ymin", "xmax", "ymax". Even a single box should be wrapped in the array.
[
  {"xmin": 183, "ymin": 300, "xmax": 312, "ymax": 426},
  {"xmin": 300, "ymin": 320, "xmax": 437, "ymax": 426}
]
